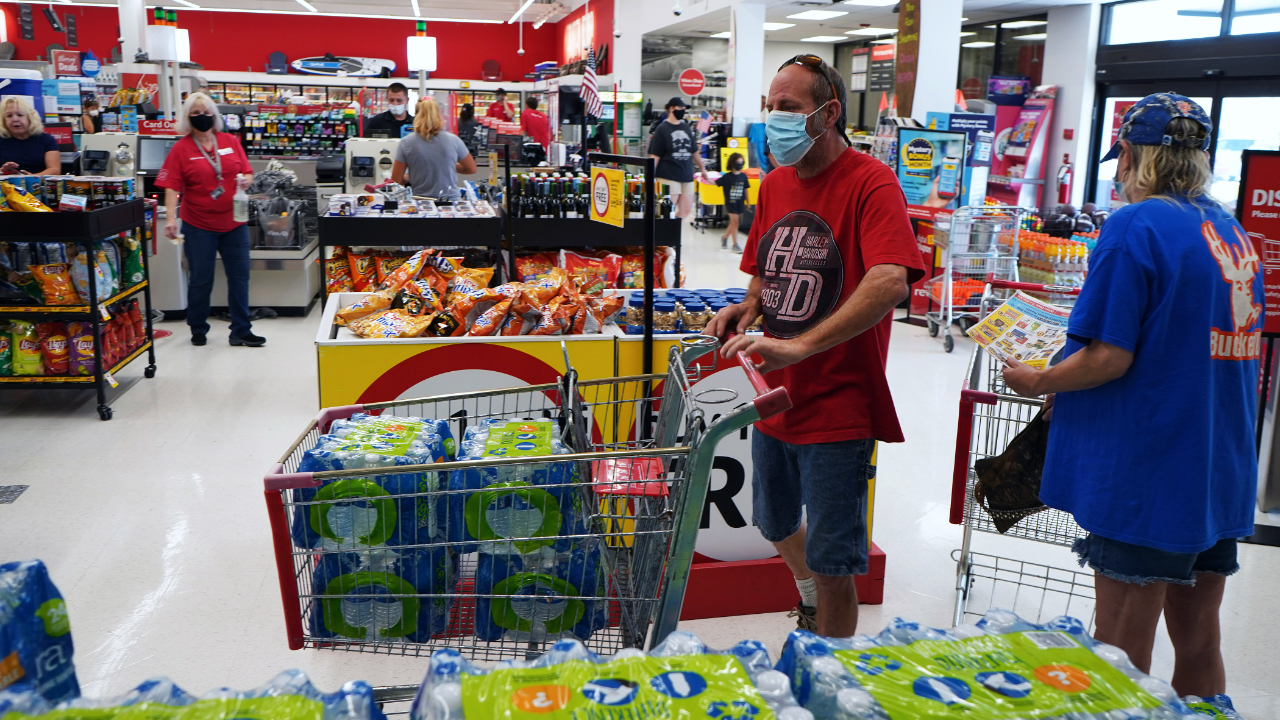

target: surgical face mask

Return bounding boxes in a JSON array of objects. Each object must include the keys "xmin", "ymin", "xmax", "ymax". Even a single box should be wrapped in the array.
[
  {"xmin": 672, "ymin": 108, "xmax": 686, "ymax": 121},
  {"xmin": 189, "ymin": 113, "xmax": 215, "ymax": 132},
  {"xmin": 765, "ymin": 100, "xmax": 833, "ymax": 167},
  {"xmin": 389, "ymin": 102, "xmax": 407, "ymax": 116},
  {"xmin": 88, "ymin": 110, "xmax": 99, "ymax": 117}
]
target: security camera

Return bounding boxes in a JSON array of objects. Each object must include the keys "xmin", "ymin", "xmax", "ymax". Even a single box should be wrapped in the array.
[
  {"xmin": 614, "ymin": 29, "xmax": 622, "ymax": 38},
  {"xmin": 518, "ymin": 48, "xmax": 525, "ymax": 55},
  {"xmin": 672, "ymin": 2, "xmax": 683, "ymax": 15}
]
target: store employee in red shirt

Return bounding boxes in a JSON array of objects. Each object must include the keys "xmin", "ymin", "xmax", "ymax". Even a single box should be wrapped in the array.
[
  {"xmin": 157, "ymin": 92, "xmax": 264, "ymax": 348},
  {"xmin": 521, "ymin": 96, "xmax": 551, "ymax": 151},
  {"xmin": 486, "ymin": 88, "xmax": 515, "ymax": 122},
  {"xmin": 705, "ymin": 55, "xmax": 924, "ymax": 638}
]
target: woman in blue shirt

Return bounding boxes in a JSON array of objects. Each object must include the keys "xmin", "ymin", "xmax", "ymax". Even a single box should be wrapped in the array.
[
  {"xmin": 0, "ymin": 96, "xmax": 60, "ymax": 176},
  {"xmin": 1004, "ymin": 94, "xmax": 1261, "ymax": 700}
]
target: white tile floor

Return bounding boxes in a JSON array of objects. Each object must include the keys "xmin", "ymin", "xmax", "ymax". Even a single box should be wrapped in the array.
[{"xmin": 2, "ymin": 220, "xmax": 1278, "ymax": 716}]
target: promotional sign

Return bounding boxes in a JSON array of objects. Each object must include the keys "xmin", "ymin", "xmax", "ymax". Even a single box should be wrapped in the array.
[
  {"xmin": 41, "ymin": 78, "xmax": 82, "ymax": 115},
  {"xmin": 1106, "ymin": 100, "xmax": 1137, "ymax": 204},
  {"xmin": 989, "ymin": 98, "xmax": 1054, "ymax": 208},
  {"xmin": 1005, "ymin": 99, "xmax": 1051, "ymax": 158},
  {"xmin": 869, "ymin": 43, "xmax": 896, "ymax": 93},
  {"xmin": 896, "ymin": 128, "xmax": 968, "ymax": 211},
  {"xmin": 678, "ymin": 68, "xmax": 706, "ymax": 98},
  {"xmin": 987, "ymin": 75, "xmax": 1031, "ymax": 106},
  {"xmin": 51, "ymin": 49, "xmax": 81, "ymax": 76},
  {"xmin": 42, "ymin": 123, "xmax": 73, "ymax": 146},
  {"xmin": 65, "ymin": 13, "xmax": 77, "ymax": 47},
  {"xmin": 1239, "ymin": 150, "xmax": 1280, "ymax": 336},
  {"xmin": 894, "ymin": 0, "xmax": 920, "ymax": 117},
  {"xmin": 718, "ymin": 137, "xmax": 749, "ymax": 173},
  {"xmin": 927, "ymin": 112, "xmax": 996, "ymax": 207},
  {"xmin": 81, "ymin": 51, "xmax": 101, "ymax": 78},
  {"xmin": 589, "ymin": 166, "xmax": 626, "ymax": 228},
  {"xmin": 121, "ymin": 106, "xmax": 138, "ymax": 132},
  {"xmin": 18, "ymin": 3, "xmax": 34, "ymax": 41},
  {"xmin": 139, "ymin": 118, "xmax": 178, "ymax": 135}
]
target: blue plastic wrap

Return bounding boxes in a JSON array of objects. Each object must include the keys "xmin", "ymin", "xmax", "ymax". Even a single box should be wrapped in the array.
[
  {"xmin": 309, "ymin": 548, "xmax": 454, "ymax": 642},
  {"xmin": 0, "ymin": 560, "xmax": 79, "ymax": 705},
  {"xmin": 472, "ymin": 541, "xmax": 610, "ymax": 643}
]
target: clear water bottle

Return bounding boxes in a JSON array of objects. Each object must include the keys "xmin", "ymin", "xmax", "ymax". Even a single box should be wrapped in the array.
[{"xmin": 233, "ymin": 174, "xmax": 249, "ymax": 223}]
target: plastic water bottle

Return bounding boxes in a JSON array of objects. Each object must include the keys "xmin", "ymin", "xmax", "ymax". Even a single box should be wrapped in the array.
[{"xmin": 233, "ymin": 174, "xmax": 249, "ymax": 223}]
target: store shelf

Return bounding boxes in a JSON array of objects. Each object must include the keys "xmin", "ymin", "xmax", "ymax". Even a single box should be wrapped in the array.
[
  {"xmin": 0, "ymin": 341, "xmax": 153, "ymax": 385},
  {"xmin": 0, "ymin": 200, "xmax": 146, "ymax": 243},
  {"xmin": 0, "ymin": 281, "xmax": 149, "ymax": 318},
  {"xmin": 317, "ymin": 215, "xmax": 506, "ymax": 248},
  {"xmin": 510, "ymin": 218, "xmax": 682, "ymax": 248}
]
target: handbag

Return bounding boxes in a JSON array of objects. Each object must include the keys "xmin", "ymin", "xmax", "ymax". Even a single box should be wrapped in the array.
[{"xmin": 972, "ymin": 406, "xmax": 1050, "ymax": 533}]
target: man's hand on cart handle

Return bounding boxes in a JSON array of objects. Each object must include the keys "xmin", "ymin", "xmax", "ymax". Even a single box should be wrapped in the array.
[
  {"xmin": 703, "ymin": 299, "xmax": 760, "ymax": 341},
  {"xmin": 721, "ymin": 334, "xmax": 810, "ymax": 374}
]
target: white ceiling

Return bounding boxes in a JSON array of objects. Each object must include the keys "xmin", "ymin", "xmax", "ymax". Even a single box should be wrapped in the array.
[
  {"xmin": 149, "ymin": 0, "xmax": 576, "ymax": 24},
  {"xmin": 647, "ymin": 0, "xmax": 1085, "ymax": 43}
]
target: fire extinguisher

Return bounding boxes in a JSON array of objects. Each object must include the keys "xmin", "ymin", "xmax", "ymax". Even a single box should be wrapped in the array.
[{"xmin": 1057, "ymin": 153, "xmax": 1073, "ymax": 205}]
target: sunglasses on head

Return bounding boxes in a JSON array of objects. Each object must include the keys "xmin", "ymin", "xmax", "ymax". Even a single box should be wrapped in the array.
[{"xmin": 780, "ymin": 54, "xmax": 851, "ymax": 145}]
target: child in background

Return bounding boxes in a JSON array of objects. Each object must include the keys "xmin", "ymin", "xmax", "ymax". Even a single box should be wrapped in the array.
[{"xmin": 716, "ymin": 152, "xmax": 750, "ymax": 254}]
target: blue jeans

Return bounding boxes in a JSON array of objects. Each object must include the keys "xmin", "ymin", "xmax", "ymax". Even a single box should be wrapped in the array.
[
  {"xmin": 183, "ymin": 222, "xmax": 251, "ymax": 337},
  {"xmin": 751, "ymin": 431, "xmax": 873, "ymax": 576},
  {"xmin": 1073, "ymin": 534, "xmax": 1239, "ymax": 586}
]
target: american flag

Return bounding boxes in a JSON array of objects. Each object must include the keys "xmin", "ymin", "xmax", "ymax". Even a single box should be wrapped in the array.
[
  {"xmin": 696, "ymin": 110, "xmax": 712, "ymax": 134},
  {"xmin": 579, "ymin": 46, "xmax": 603, "ymax": 119}
]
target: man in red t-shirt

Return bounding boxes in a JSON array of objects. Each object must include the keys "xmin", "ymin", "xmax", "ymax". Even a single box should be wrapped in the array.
[
  {"xmin": 705, "ymin": 55, "xmax": 924, "ymax": 638},
  {"xmin": 521, "ymin": 96, "xmax": 551, "ymax": 152},
  {"xmin": 486, "ymin": 88, "xmax": 515, "ymax": 123}
]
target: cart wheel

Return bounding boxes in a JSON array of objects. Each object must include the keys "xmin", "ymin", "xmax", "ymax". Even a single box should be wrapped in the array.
[
  {"xmin": 144, "ymin": 365, "xmax": 156, "ymax": 379},
  {"xmin": 98, "ymin": 405, "xmax": 113, "ymax": 421},
  {"xmin": 958, "ymin": 317, "xmax": 976, "ymax": 332},
  {"xmin": 943, "ymin": 334, "xmax": 955, "ymax": 353},
  {"xmin": 927, "ymin": 319, "xmax": 939, "ymax": 337}
]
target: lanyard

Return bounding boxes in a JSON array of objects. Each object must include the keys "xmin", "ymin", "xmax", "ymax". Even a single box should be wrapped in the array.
[{"xmin": 194, "ymin": 134, "xmax": 223, "ymax": 184}]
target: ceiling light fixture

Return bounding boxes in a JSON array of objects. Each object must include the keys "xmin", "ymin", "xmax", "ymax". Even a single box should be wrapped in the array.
[
  {"xmin": 411, "ymin": 0, "xmax": 420, "ymax": 17},
  {"xmin": 870, "ymin": 38, "xmax": 895, "ymax": 44},
  {"xmin": 295, "ymin": 0, "xmax": 317, "ymax": 11},
  {"xmin": 508, "ymin": 0, "xmax": 535, "ymax": 23},
  {"xmin": 842, "ymin": 0, "xmax": 898, "ymax": 6},
  {"xmin": 788, "ymin": 10, "xmax": 848, "ymax": 20},
  {"xmin": 710, "ymin": 31, "xmax": 732, "ymax": 38},
  {"xmin": 960, "ymin": 17, "xmax": 968, "ymax": 20},
  {"xmin": 1001, "ymin": 19, "xmax": 1047, "ymax": 28},
  {"xmin": 762, "ymin": 22, "xmax": 795, "ymax": 30},
  {"xmin": 959, "ymin": 31, "xmax": 976, "ymax": 36},
  {"xmin": 962, "ymin": 40, "xmax": 995, "ymax": 47},
  {"xmin": 800, "ymin": 35, "xmax": 848, "ymax": 42},
  {"xmin": 845, "ymin": 26, "xmax": 896, "ymax": 34},
  {"xmin": 1013, "ymin": 32, "xmax": 1047, "ymax": 39}
]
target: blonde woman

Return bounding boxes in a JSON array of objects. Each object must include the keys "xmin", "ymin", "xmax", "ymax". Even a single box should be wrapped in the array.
[
  {"xmin": 155, "ymin": 92, "xmax": 262, "ymax": 348},
  {"xmin": 1003, "ymin": 94, "xmax": 1260, "ymax": 701},
  {"xmin": 391, "ymin": 96, "xmax": 476, "ymax": 199},
  {"xmin": 0, "ymin": 96, "xmax": 60, "ymax": 175}
]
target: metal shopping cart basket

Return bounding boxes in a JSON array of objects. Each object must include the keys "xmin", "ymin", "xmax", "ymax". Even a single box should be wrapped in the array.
[
  {"xmin": 263, "ymin": 336, "xmax": 790, "ymax": 661},
  {"xmin": 927, "ymin": 205, "xmax": 1026, "ymax": 353},
  {"xmin": 949, "ymin": 278, "xmax": 1097, "ymax": 628}
]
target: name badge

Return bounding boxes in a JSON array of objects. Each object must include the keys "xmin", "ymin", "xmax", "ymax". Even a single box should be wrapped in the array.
[{"xmin": 217, "ymin": 147, "xmax": 234, "ymax": 155}]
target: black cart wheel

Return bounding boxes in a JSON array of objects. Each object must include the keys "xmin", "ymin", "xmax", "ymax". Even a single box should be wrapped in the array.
[
  {"xmin": 144, "ymin": 365, "xmax": 156, "ymax": 379},
  {"xmin": 927, "ymin": 319, "xmax": 939, "ymax": 337},
  {"xmin": 98, "ymin": 405, "xmax": 113, "ymax": 421},
  {"xmin": 943, "ymin": 334, "xmax": 955, "ymax": 353},
  {"xmin": 958, "ymin": 317, "xmax": 976, "ymax": 332}
]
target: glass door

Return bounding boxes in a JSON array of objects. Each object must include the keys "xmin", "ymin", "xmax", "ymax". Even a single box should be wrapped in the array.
[
  {"xmin": 1092, "ymin": 91, "xmax": 1214, "ymax": 208},
  {"xmin": 1210, "ymin": 96, "xmax": 1280, "ymax": 209}
]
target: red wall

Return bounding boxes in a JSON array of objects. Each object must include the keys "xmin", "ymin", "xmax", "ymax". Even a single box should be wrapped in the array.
[
  {"xmin": 555, "ymin": 0, "xmax": 613, "ymax": 73},
  {"xmin": 0, "ymin": 2, "xmax": 556, "ymax": 81}
]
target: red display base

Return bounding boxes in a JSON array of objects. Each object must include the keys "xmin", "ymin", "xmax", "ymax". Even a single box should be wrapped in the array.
[{"xmin": 679, "ymin": 543, "xmax": 885, "ymax": 620}]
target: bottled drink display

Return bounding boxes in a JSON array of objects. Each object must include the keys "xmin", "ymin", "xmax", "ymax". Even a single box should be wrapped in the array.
[{"xmin": 504, "ymin": 172, "xmax": 675, "ymax": 220}]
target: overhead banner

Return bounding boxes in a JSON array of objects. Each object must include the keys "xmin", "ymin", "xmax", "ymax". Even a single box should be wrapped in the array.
[
  {"xmin": 1239, "ymin": 150, "xmax": 1280, "ymax": 335},
  {"xmin": 869, "ymin": 44, "xmax": 896, "ymax": 93},
  {"xmin": 589, "ymin": 166, "xmax": 625, "ymax": 228},
  {"xmin": 18, "ymin": 3, "xmax": 34, "ymax": 40},
  {"xmin": 65, "ymin": 13, "xmax": 77, "ymax": 47},
  {"xmin": 894, "ymin": 0, "xmax": 920, "ymax": 117}
]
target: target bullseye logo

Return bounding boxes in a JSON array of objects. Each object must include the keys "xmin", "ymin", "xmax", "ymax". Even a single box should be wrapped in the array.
[{"xmin": 592, "ymin": 174, "xmax": 611, "ymax": 217}]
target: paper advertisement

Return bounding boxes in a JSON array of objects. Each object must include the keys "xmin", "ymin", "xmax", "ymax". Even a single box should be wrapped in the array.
[{"xmin": 966, "ymin": 291, "xmax": 1071, "ymax": 369}]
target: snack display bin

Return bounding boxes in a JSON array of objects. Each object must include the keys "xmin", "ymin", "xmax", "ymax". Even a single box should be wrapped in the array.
[{"xmin": 315, "ymin": 292, "xmax": 621, "ymax": 408}]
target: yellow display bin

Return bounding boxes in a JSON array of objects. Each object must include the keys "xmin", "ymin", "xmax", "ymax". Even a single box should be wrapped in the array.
[{"xmin": 696, "ymin": 177, "xmax": 761, "ymax": 206}]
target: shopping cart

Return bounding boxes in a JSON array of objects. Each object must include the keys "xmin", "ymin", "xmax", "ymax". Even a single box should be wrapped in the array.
[
  {"xmin": 264, "ymin": 336, "xmax": 791, "ymax": 661},
  {"xmin": 927, "ymin": 205, "xmax": 1026, "ymax": 352},
  {"xmin": 949, "ymin": 279, "xmax": 1095, "ymax": 628}
]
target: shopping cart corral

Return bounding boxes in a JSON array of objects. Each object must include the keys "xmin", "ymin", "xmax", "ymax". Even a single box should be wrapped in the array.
[
  {"xmin": 926, "ymin": 205, "xmax": 1026, "ymax": 352},
  {"xmin": 949, "ymin": 279, "xmax": 1094, "ymax": 628},
  {"xmin": 264, "ymin": 337, "xmax": 791, "ymax": 661}
]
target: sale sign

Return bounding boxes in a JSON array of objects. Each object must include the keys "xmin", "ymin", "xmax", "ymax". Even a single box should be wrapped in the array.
[
  {"xmin": 51, "ymin": 49, "xmax": 81, "ymax": 76},
  {"xmin": 678, "ymin": 68, "xmax": 706, "ymax": 97},
  {"xmin": 1239, "ymin": 150, "xmax": 1280, "ymax": 335},
  {"xmin": 589, "ymin": 166, "xmax": 625, "ymax": 228}
]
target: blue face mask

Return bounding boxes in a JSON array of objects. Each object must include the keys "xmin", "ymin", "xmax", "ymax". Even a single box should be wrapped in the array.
[{"xmin": 765, "ymin": 100, "xmax": 832, "ymax": 167}]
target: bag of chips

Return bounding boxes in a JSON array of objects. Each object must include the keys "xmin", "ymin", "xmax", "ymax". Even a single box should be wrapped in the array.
[
  {"xmin": 423, "ymin": 256, "xmax": 463, "ymax": 285},
  {"xmin": 70, "ymin": 252, "xmax": 111, "ymax": 303},
  {"xmin": 398, "ymin": 279, "xmax": 446, "ymax": 316},
  {"xmin": 96, "ymin": 241, "xmax": 122, "ymax": 294},
  {"xmin": 67, "ymin": 321, "xmax": 95, "ymax": 376},
  {"xmin": 1, "ymin": 181, "xmax": 52, "ymax": 212},
  {"xmin": 28, "ymin": 263, "xmax": 79, "ymax": 305},
  {"xmin": 514, "ymin": 253, "xmax": 556, "ymax": 283},
  {"xmin": 524, "ymin": 267, "xmax": 567, "ymax": 304},
  {"xmin": 127, "ymin": 300, "xmax": 145, "ymax": 343},
  {"xmin": 347, "ymin": 308, "xmax": 434, "ymax": 339},
  {"xmin": 447, "ymin": 266, "xmax": 495, "ymax": 304},
  {"xmin": 36, "ymin": 322, "xmax": 69, "ymax": 375},
  {"xmin": 375, "ymin": 254, "xmax": 408, "ymax": 287},
  {"xmin": 527, "ymin": 295, "xmax": 576, "ymax": 336},
  {"xmin": 121, "ymin": 235, "xmax": 146, "ymax": 287},
  {"xmin": 0, "ymin": 326, "xmax": 11, "ymax": 375},
  {"xmin": 10, "ymin": 320, "xmax": 43, "ymax": 376},
  {"xmin": 324, "ymin": 256, "xmax": 354, "ymax": 294},
  {"xmin": 334, "ymin": 289, "xmax": 394, "ymax": 326},
  {"xmin": 560, "ymin": 250, "xmax": 621, "ymax": 293},
  {"xmin": 119, "ymin": 312, "xmax": 138, "ymax": 352},
  {"xmin": 377, "ymin": 249, "xmax": 433, "ymax": 294},
  {"xmin": 348, "ymin": 251, "xmax": 378, "ymax": 292},
  {"xmin": 468, "ymin": 296, "xmax": 513, "ymax": 337}
]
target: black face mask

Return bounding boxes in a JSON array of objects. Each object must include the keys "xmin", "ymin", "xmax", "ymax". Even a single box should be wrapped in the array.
[
  {"xmin": 731, "ymin": 160, "xmax": 744, "ymax": 171},
  {"xmin": 672, "ymin": 109, "xmax": 686, "ymax": 121},
  {"xmin": 190, "ymin": 114, "xmax": 215, "ymax": 132}
]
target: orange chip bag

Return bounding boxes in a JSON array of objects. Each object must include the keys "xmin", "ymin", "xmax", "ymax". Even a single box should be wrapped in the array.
[
  {"xmin": 447, "ymin": 266, "xmax": 495, "ymax": 303},
  {"xmin": 560, "ymin": 250, "xmax": 620, "ymax": 294},
  {"xmin": 349, "ymin": 251, "xmax": 378, "ymax": 292},
  {"xmin": 417, "ymin": 266, "xmax": 448, "ymax": 296},
  {"xmin": 324, "ymin": 256, "xmax": 354, "ymax": 294},
  {"xmin": 617, "ymin": 254, "xmax": 645, "ymax": 289},
  {"xmin": 377, "ymin": 249, "xmax": 432, "ymax": 293},
  {"xmin": 515, "ymin": 253, "xmax": 556, "ymax": 283},
  {"xmin": 468, "ymin": 296, "xmax": 512, "ymax": 337},
  {"xmin": 374, "ymin": 254, "xmax": 407, "ymax": 286},
  {"xmin": 525, "ymin": 267, "xmax": 567, "ymax": 304},
  {"xmin": 29, "ymin": 263, "xmax": 79, "ymax": 305},
  {"xmin": 349, "ymin": 308, "xmax": 433, "ymax": 339},
  {"xmin": 335, "ymin": 289, "xmax": 394, "ymax": 326},
  {"xmin": 36, "ymin": 322, "xmax": 69, "ymax": 375},
  {"xmin": 422, "ymin": 256, "xmax": 463, "ymax": 284},
  {"xmin": 526, "ymin": 295, "xmax": 576, "ymax": 336},
  {"xmin": 398, "ymin": 279, "xmax": 445, "ymax": 316}
]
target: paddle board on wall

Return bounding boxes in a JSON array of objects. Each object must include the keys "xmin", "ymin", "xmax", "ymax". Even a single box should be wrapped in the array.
[{"xmin": 291, "ymin": 54, "xmax": 396, "ymax": 77}]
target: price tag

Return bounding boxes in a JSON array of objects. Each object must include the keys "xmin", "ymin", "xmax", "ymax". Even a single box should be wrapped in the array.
[
  {"xmin": 98, "ymin": 304, "xmax": 111, "ymax": 321},
  {"xmin": 104, "ymin": 370, "xmax": 119, "ymax": 388}
]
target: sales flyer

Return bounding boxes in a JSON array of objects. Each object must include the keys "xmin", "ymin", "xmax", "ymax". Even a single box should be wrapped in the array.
[{"xmin": 966, "ymin": 291, "xmax": 1071, "ymax": 369}]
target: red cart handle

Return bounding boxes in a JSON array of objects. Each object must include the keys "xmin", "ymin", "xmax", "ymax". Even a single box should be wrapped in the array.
[
  {"xmin": 984, "ymin": 274, "xmax": 1082, "ymax": 296},
  {"xmin": 737, "ymin": 351, "xmax": 793, "ymax": 420}
]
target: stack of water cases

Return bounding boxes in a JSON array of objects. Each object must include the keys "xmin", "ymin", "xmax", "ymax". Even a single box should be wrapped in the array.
[
  {"xmin": 290, "ymin": 413, "xmax": 456, "ymax": 643},
  {"xmin": 447, "ymin": 418, "xmax": 610, "ymax": 644},
  {"xmin": 412, "ymin": 631, "xmax": 811, "ymax": 720}
]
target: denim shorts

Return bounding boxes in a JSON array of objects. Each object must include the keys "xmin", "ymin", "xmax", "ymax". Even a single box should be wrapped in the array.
[
  {"xmin": 750, "ymin": 430, "xmax": 872, "ymax": 576},
  {"xmin": 1072, "ymin": 534, "xmax": 1240, "ymax": 586}
]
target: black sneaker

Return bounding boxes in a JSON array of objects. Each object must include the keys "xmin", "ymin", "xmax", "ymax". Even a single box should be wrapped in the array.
[
  {"xmin": 787, "ymin": 602, "xmax": 818, "ymax": 632},
  {"xmin": 191, "ymin": 333, "xmax": 207, "ymax": 346},
  {"xmin": 229, "ymin": 332, "xmax": 266, "ymax": 347}
]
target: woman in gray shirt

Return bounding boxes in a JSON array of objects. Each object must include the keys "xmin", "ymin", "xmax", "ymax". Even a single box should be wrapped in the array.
[{"xmin": 392, "ymin": 96, "xmax": 477, "ymax": 200}]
